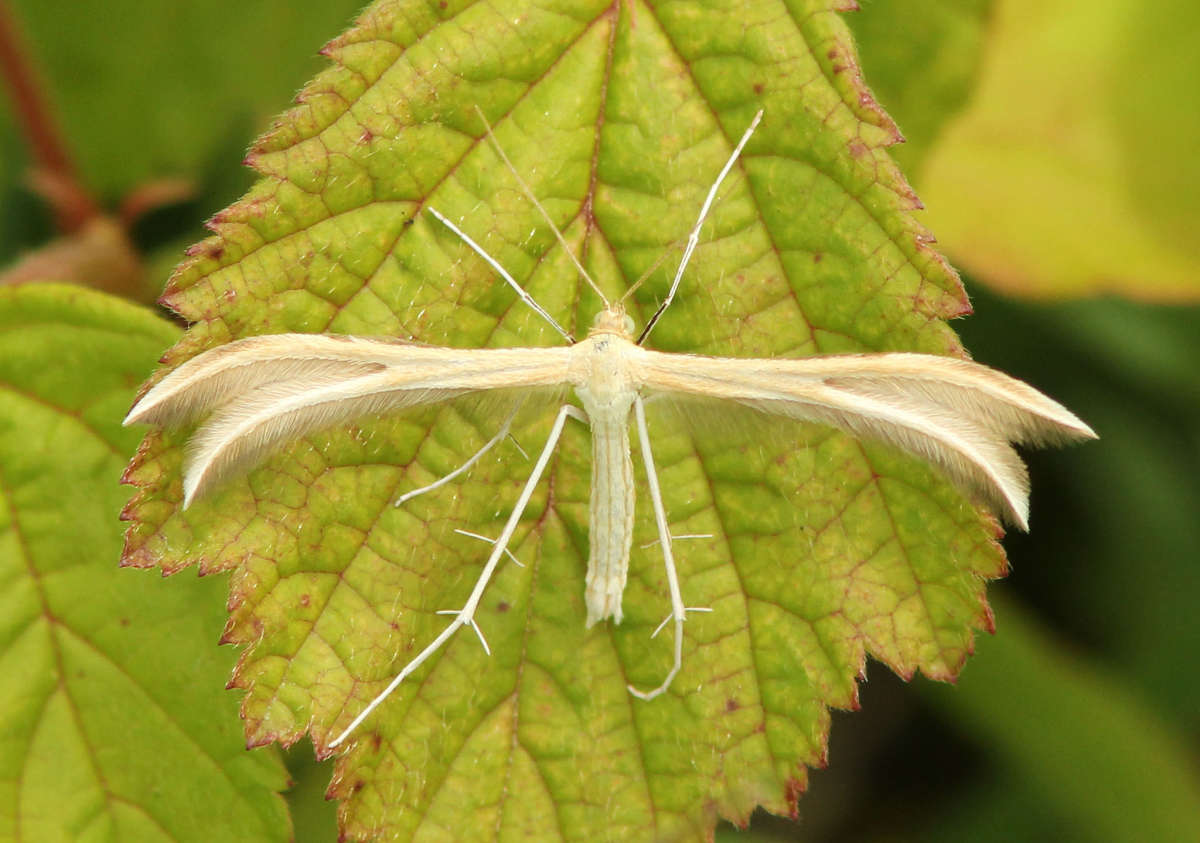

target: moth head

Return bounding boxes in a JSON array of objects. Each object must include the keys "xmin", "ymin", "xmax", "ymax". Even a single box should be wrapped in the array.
[{"xmin": 589, "ymin": 304, "xmax": 635, "ymax": 339}]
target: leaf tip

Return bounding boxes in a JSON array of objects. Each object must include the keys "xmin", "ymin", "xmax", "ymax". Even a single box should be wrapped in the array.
[
  {"xmin": 117, "ymin": 548, "xmax": 153, "ymax": 569},
  {"xmin": 118, "ymin": 459, "xmax": 141, "ymax": 489},
  {"xmin": 785, "ymin": 776, "xmax": 807, "ymax": 817},
  {"xmin": 317, "ymin": 38, "xmax": 343, "ymax": 60},
  {"xmin": 184, "ymin": 237, "xmax": 227, "ymax": 262},
  {"xmin": 160, "ymin": 558, "xmax": 192, "ymax": 577},
  {"xmin": 980, "ymin": 595, "xmax": 998, "ymax": 635},
  {"xmin": 246, "ymin": 730, "xmax": 277, "ymax": 750}
]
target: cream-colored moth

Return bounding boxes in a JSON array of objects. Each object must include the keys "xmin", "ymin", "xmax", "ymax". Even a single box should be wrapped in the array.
[{"xmin": 125, "ymin": 111, "xmax": 1095, "ymax": 748}]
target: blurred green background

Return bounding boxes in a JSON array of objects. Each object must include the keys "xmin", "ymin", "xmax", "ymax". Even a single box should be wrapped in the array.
[{"xmin": 0, "ymin": 0, "xmax": 1196, "ymax": 840}]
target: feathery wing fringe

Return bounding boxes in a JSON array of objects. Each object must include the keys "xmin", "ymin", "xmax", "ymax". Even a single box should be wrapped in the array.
[
  {"xmin": 640, "ymin": 351, "xmax": 1096, "ymax": 530},
  {"xmin": 125, "ymin": 334, "xmax": 572, "ymax": 507},
  {"xmin": 182, "ymin": 374, "xmax": 468, "ymax": 505}
]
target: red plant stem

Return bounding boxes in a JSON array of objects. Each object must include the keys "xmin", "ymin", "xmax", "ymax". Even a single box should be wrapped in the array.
[{"xmin": 0, "ymin": 0, "xmax": 98, "ymax": 232}]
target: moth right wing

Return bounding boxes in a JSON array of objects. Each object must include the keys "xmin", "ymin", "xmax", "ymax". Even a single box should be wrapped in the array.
[
  {"xmin": 125, "ymin": 333, "xmax": 572, "ymax": 507},
  {"xmin": 637, "ymin": 350, "xmax": 1096, "ymax": 530}
]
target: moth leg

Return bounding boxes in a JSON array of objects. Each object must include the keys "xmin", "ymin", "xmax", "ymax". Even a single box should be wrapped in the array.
[
  {"xmin": 627, "ymin": 395, "xmax": 710, "ymax": 701},
  {"xmin": 454, "ymin": 528, "xmax": 526, "ymax": 567},
  {"xmin": 329, "ymin": 403, "xmax": 580, "ymax": 748},
  {"xmin": 394, "ymin": 402, "xmax": 522, "ymax": 506}
]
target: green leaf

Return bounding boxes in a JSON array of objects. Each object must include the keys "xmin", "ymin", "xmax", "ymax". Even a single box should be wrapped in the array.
[
  {"xmin": 0, "ymin": 284, "xmax": 290, "ymax": 841},
  {"xmin": 917, "ymin": 0, "xmax": 1200, "ymax": 299},
  {"xmin": 924, "ymin": 593, "xmax": 1200, "ymax": 843},
  {"xmin": 122, "ymin": 1, "xmax": 1010, "ymax": 838},
  {"xmin": 846, "ymin": 0, "xmax": 991, "ymax": 177},
  {"xmin": 2, "ymin": 0, "xmax": 365, "ymax": 199},
  {"xmin": 954, "ymin": 291, "xmax": 1200, "ymax": 727}
]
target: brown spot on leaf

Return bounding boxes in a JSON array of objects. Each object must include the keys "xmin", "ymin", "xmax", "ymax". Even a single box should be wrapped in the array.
[
  {"xmin": 496, "ymin": 601, "xmax": 510, "ymax": 613},
  {"xmin": 812, "ymin": 252, "xmax": 823, "ymax": 263},
  {"xmin": 247, "ymin": 731, "xmax": 277, "ymax": 750},
  {"xmin": 725, "ymin": 698, "xmax": 740, "ymax": 713},
  {"xmin": 753, "ymin": 82, "xmax": 764, "ymax": 95},
  {"xmin": 785, "ymin": 777, "xmax": 806, "ymax": 817}
]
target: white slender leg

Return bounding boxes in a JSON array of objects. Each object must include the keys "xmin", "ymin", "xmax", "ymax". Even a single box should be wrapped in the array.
[
  {"xmin": 330, "ymin": 403, "xmax": 582, "ymax": 747},
  {"xmin": 394, "ymin": 403, "xmax": 521, "ymax": 506},
  {"xmin": 455, "ymin": 528, "xmax": 525, "ymax": 567},
  {"xmin": 627, "ymin": 396, "xmax": 710, "ymax": 701}
]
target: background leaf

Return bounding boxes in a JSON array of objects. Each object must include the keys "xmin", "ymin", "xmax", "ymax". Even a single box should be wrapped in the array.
[
  {"xmin": 846, "ymin": 0, "xmax": 991, "ymax": 178},
  {"xmin": 0, "ymin": 0, "xmax": 364, "ymax": 200},
  {"xmin": 118, "ymin": 0, "xmax": 1020, "ymax": 839},
  {"xmin": 0, "ymin": 283, "xmax": 289, "ymax": 842},
  {"xmin": 922, "ymin": 592, "xmax": 1200, "ymax": 843},
  {"xmin": 0, "ymin": 0, "xmax": 366, "ymax": 297},
  {"xmin": 914, "ymin": 0, "xmax": 1200, "ymax": 299}
]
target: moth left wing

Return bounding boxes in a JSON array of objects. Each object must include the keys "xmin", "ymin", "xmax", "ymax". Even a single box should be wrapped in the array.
[{"xmin": 125, "ymin": 334, "xmax": 572, "ymax": 506}]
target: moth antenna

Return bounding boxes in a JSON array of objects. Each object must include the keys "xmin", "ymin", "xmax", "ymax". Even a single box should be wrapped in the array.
[
  {"xmin": 427, "ymin": 207, "xmax": 574, "ymax": 344},
  {"xmin": 638, "ymin": 109, "xmax": 763, "ymax": 346},
  {"xmin": 619, "ymin": 235, "xmax": 687, "ymax": 306},
  {"xmin": 474, "ymin": 105, "xmax": 610, "ymax": 309}
]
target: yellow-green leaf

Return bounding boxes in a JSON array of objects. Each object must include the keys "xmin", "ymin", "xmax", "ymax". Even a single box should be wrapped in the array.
[
  {"xmin": 918, "ymin": 0, "xmax": 1200, "ymax": 300},
  {"xmin": 122, "ymin": 1, "xmax": 1012, "ymax": 839}
]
